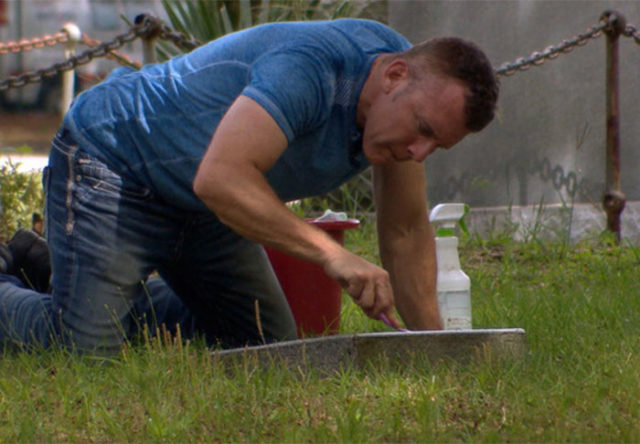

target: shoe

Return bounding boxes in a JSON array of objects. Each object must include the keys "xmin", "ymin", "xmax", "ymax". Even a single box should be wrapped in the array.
[
  {"xmin": 0, "ymin": 244, "xmax": 13, "ymax": 275},
  {"xmin": 8, "ymin": 229, "xmax": 51, "ymax": 292}
]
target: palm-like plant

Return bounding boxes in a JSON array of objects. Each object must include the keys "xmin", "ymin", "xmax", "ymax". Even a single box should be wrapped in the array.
[{"xmin": 157, "ymin": 0, "xmax": 360, "ymax": 60}]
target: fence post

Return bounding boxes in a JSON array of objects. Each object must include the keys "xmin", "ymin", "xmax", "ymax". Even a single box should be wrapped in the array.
[
  {"xmin": 135, "ymin": 14, "xmax": 163, "ymax": 65},
  {"xmin": 60, "ymin": 23, "xmax": 81, "ymax": 114},
  {"xmin": 142, "ymin": 34, "xmax": 157, "ymax": 64},
  {"xmin": 601, "ymin": 10, "xmax": 626, "ymax": 243}
]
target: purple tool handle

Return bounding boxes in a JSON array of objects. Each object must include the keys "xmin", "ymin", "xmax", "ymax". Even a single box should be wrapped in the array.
[{"xmin": 378, "ymin": 313, "xmax": 410, "ymax": 332}]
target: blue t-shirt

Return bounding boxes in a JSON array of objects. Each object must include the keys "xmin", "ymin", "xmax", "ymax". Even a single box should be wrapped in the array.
[{"xmin": 65, "ymin": 19, "xmax": 411, "ymax": 212}]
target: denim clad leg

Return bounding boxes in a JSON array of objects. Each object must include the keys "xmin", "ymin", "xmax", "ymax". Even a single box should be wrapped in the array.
[
  {"xmin": 45, "ymin": 129, "xmax": 191, "ymax": 354},
  {"xmin": 0, "ymin": 273, "xmax": 57, "ymax": 348},
  {"xmin": 47, "ymin": 129, "xmax": 296, "ymax": 350},
  {"xmin": 157, "ymin": 213, "xmax": 298, "ymax": 348},
  {"xmin": 0, "ymin": 128, "xmax": 296, "ymax": 353}
]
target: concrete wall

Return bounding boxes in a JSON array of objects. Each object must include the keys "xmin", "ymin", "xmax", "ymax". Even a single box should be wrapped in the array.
[{"xmin": 389, "ymin": 1, "xmax": 640, "ymax": 211}]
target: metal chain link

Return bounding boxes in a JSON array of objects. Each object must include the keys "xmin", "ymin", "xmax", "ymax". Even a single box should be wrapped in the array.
[
  {"xmin": 0, "ymin": 32, "xmax": 68, "ymax": 55},
  {"xmin": 623, "ymin": 24, "xmax": 640, "ymax": 45},
  {"xmin": 133, "ymin": 13, "xmax": 202, "ymax": 51},
  {"xmin": 495, "ymin": 16, "xmax": 613, "ymax": 76},
  {"xmin": 80, "ymin": 33, "xmax": 141, "ymax": 70},
  {"xmin": 158, "ymin": 25, "xmax": 201, "ymax": 51},
  {"xmin": 496, "ymin": 13, "xmax": 639, "ymax": 76},
  {"xmin": 0, "ymin": 20, "xmax": 154, "ymax": 91},
  {"xmin": 0, "ymin": 14, "xmax": 201, "ymax": 91}
]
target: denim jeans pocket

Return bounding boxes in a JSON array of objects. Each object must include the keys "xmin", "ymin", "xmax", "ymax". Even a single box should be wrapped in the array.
[{"xmin": 73, "ymin": 153, "xmax": 152, "ymax": 204}]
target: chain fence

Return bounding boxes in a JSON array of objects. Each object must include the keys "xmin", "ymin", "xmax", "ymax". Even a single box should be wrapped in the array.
[
  {"xmin": 1, "ymin": 11, "xmax": 638, "ymax": 91},
  {"xmin": 79, "ymin": 33, "xmax": 141, "ymax": 70},
  {"xmin": 495, "ymin": 11, "xmax": 638, "ymax": 76},
  {"xmin": 0, "ymin": 32, "xmax": 69, "ymax": 54},
  {"xmin": 623, "ymin": 23, "xmax": 640, "ymax": 44},
  {"xmin": 0, "ymin": 24, "xmax": 142, "ymax": 91},
  {"xmin": 0, "ymin": 10, "xmax": 639, "ymax": 225},
  {"xmin": 0, "ymin": 15, "xmax": 197, "ymax": 91}
]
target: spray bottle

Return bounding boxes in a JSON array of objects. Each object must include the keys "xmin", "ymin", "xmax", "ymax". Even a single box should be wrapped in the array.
[{"xmin": 429, "ymin": 203, "xmax": 472, "ymax": 330}]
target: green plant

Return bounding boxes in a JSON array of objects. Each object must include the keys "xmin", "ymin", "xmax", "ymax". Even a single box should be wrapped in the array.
[
  {"xmin": 157, "ymin": 0, "xmax": 364, "ymax": 60},
  {"xmin": 289, "ymin": 170, "xmax": 376, "ymax": 218},
  {"xmin": 0, "ymin": 161, "xmax": 44, "ymax": 242}
]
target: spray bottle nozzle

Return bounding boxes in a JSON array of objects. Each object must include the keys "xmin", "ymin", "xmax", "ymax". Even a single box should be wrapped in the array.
[{"xmin": 429, "ymin": 203, "xmax": 467, "ymax": 237}]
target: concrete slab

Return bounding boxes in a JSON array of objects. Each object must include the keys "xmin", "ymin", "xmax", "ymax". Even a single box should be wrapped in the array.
[
  {"xmin": 468, "ymin": 201, "xmax": 640, "ymax": 244},
  {"xmin": 212, "ymin": 329, "xmax": 527, "ymax": 373}
]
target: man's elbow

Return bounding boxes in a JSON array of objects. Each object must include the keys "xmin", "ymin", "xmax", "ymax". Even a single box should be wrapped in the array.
[
  {"xmin": 193, "ymin": 165, "xmax": 225, "ymax": 208},
  {"xmin": 192, "ymin": 168, "xmax": 209, "ymax": 201}
]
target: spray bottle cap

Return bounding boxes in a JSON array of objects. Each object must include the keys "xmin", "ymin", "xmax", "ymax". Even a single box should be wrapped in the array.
[{"xmin": 429, "ymin": 203, "xmax": 467, "ymax": 237}]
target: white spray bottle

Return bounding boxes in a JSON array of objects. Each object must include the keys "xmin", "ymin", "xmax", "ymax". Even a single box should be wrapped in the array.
[{"xmin": 429, "ymin": 203, "xmax": 472, "ymax": 330}]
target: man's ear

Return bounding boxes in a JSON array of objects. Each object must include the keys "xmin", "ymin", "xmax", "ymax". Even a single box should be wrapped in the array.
[{"xmin": 382, "ymin": 59, "xmax": 410, "ymax": 93}]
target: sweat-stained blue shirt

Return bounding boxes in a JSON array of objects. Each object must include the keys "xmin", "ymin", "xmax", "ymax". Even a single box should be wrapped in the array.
[{"xmin": 64, "ymin": 19, "xmax": 412, "ymax": 212}]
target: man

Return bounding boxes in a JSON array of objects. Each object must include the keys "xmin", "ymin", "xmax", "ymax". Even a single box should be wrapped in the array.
[{"xmin": 0, "ymin": 19, "xmax": 498, "ymax": 355}]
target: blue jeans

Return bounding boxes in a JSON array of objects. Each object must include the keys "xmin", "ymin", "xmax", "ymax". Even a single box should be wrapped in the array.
[{"xmin": 0, "ymin": 129, "xmax": 297, "ymax": 354}]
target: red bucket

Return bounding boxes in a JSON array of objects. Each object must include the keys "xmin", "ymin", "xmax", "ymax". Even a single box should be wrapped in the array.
[{"xmin": 265, "ymin": 218, "xmax": 360, "ymax": 337}]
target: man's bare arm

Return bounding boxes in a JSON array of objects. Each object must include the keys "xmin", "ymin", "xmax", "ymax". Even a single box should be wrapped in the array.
[{"xmin": 373, "ymin": 160, "xmax": 443, "ymax": 330}]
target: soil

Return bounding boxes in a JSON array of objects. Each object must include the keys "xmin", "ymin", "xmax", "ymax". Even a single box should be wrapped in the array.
[{"xmin": 0, "ymin": 111, "xmax": 61, "ymax": 154}]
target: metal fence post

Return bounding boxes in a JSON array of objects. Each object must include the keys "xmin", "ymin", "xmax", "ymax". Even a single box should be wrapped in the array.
[
  {"xmin": 601, "ymin": 10, "xmax": 626, "ymax": 243},
  {"xmin": 60, "ymin": 23, "xmax": 81, "ymax": 114},
  {"xmin": 135, "ymin": 14, "xmax": 163, "ymax": 65}
]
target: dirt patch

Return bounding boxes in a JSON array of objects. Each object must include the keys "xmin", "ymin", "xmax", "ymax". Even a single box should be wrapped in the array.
[{"xmin": 0, "ymin": 111, "xmax": 61, "ymax": 154}]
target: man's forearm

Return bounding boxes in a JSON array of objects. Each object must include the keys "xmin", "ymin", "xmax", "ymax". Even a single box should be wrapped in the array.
[
  {"xmin": 379, "ymin": 225, "xmax": 442, "ymax": 330},
  {"xmin": 194, "ymin": 161, "xmax": 344, "ymax": 266}
]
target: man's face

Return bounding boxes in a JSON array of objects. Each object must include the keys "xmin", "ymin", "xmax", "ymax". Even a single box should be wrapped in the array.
[{"xmin": 362, "ymin": 72, "xmax": 470, "ymax": 166}]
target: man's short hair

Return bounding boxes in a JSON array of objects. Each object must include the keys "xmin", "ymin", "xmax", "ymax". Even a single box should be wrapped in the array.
[{"xmin": 397, "ymin": 37, "xmax": 499, "ymax": 132}]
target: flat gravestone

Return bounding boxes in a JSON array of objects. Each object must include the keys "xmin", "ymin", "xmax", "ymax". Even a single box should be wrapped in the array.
[{"xmin": 212, "ymin": 329, "xmax": 526, "ymax": 373}]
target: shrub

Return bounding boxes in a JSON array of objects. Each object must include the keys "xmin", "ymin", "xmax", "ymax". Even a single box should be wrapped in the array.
[{"xmin": 0, "ymin": 161, "xmax": 44, "ymax": 242}]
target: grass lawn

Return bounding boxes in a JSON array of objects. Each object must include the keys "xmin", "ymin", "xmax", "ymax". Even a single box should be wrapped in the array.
[{"xmin": 0, "ymin": 221, "xmax": 639, "ymax": 442}]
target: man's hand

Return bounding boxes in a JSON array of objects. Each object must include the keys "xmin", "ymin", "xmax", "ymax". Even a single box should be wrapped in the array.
[{"xmin": 323, "ymin": 249, "xmax": 401, "ymax": 329}]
